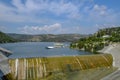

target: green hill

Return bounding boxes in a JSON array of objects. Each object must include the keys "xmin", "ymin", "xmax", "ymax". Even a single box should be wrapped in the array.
[
  {"xmin": 7, "ymin": 33, "xmax": 88, "ymax": 42},
  {"xmin": 0, "ymin": 31, "xmax": 16, "ymax": 43},
  {"xmin": 70, "ymin": 27, "xmax": 120, "ymax": 53}
]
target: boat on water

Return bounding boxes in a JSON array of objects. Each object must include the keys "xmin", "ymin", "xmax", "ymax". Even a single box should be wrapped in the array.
[
  {"xmin": 46, "ymin": 43, "xmax": 64, "ymax": 49},
  {"xmin": 46, "ymin": 46, "xmax": 54, "ymax": 49},
  {"xmin": 54, "ymin": 43, "xmax": 64, "ymax": 48}
]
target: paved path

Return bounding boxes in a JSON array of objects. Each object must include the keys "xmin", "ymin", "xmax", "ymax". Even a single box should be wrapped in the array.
[
  {"xmin": 99, "ymin": 44, "xmax": 120, "ymax": 80},
  {"xmin": 102, "ymin": 70, "xmax": 120, "ymax": 80},
  {"xmin": 98, "ymin": 44, "xmax": 120, "ymax": 68}
]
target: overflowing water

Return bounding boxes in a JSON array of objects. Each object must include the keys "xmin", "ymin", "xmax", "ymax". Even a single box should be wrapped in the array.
[{"xmin": 9, "ymin": 54, "xmax": 113, "ymax": 80}]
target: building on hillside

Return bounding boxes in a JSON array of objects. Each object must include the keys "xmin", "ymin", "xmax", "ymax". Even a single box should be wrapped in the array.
[{"xmin": 102, "ymin": 35, "xmax": 110, "ymax": 38}]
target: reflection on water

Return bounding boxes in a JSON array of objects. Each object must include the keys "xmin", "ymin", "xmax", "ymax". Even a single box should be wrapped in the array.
[{"xmin": 0, "ymin": 42, "xmax": 91, "ymax": 58}]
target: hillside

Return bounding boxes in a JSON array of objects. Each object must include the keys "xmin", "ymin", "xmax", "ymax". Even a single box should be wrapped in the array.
[
  {"xmin": 7, "ymin": 33, "xmax": 88, "ymax": 42},
  {"xmin": 70, "ymin": 27, "xmax": 120, "ymax": 52},
  {"xmin": 0, "ymin": 31, "xmax": 16, "ymax": 43}
]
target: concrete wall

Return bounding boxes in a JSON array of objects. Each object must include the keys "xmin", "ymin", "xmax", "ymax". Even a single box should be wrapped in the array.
[{"xmin": 0, "ymin": 52, "xmax": 13, "ymax": 80}]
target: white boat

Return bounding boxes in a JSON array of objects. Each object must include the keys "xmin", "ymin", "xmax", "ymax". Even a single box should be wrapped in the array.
[
  {"xmin": 46, "ymin": 46, "xmax": 54, "ymax": 49},
  {"xmin": 46, "ymin": 43, "xmax": 64, "ymax": 49},
  {"xmin": 54, "ymin": 43, "xmax": 64, "ymax": 48}
]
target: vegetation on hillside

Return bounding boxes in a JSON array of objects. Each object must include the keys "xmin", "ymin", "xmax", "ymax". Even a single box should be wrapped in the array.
[
  {"xmin": 0, "ymin": 31, "xmax": 16, "ymax": 43},
  {"xmin": 70, "ymin": 27, "xmax": 120, "ymax": 53}
]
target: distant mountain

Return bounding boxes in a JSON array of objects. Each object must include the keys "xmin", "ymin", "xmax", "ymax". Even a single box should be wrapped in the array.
[
  {"xmin": 7, "ymin": 33, "xmax": 88, "ymax": 42},
  {"xmin": 0, "ymin": 31, "xmax": 16, "ymax": 43}
]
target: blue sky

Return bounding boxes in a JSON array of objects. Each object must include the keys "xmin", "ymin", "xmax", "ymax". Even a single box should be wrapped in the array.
[{"xmin": 0, "ymin": 0, "xmax": 120, "ymax": 34}]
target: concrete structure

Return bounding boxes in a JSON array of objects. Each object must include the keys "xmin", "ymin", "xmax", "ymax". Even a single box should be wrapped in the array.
[
  {"xmin": 0, "ymin": 47, "xmax": 12, "ymax": 57},
  {"xmin": 9, "ymin": 54, "xmax": 113, "ymax": 80},
  {"xmin": 0, "ymin": 47, "xmax": 13, "ymax": 80},
  {"xmin": 98, "ymin": 43, "xmax": 120, "ymax": 80}
]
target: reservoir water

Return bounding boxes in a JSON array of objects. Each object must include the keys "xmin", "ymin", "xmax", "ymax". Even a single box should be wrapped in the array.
[{"xmin": 0, "ymin": 42, "xmax": 92, "ymax": 58}]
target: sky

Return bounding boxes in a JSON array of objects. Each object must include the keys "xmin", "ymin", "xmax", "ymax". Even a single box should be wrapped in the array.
[{"xmin": 0, "ymin": 0, "xmax": 120, "ymax": 34}]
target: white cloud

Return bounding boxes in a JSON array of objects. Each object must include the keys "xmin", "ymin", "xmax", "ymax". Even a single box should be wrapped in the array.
[
  {"xmin": 48, "ymin": 1, "xmax": 80, "ymax": 18},
  {"xmin": 0, "ymin": 0, "xmax": 82, "ymax": 23},
  {"xmin": 93, "ymin": 4, "xmax": 107, "ymax": 16},
  {"xmin": 1, "ymin": 0, "xmax": 119, "ymax": 23},
  {"xmin": 20, "ymin": 23, "xmax": 62, "ymax": 34},
  {"xmin": 11, "ymin": 0, "xmax": 81, "ymax": 18},
  {"xmin": 0, "ymin": 0, "xmax": 120, "ymax": 34},
  {"xmin": 0, "ymin": 3, "xmax": 28, "ymax": 22},
  {"xmin": 87, "ymin": 4, "xmax": 109, "ymax": 17},
  {"xmin": 0, "ymin": 3, "xmax": 48, "ymax": 23},
  {"xmin": 12, "ymin": 0, "xmax": 25, "ymax": 13},
  {"xmin": 83, "ymin": 4, "xmax": 120, "ymax": 24},
  {"xmin": 20, "ymin": 23, "xmax": 89, "ymax": 34}
]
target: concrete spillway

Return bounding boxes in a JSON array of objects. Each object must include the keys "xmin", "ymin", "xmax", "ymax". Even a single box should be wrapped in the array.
[
  {"xmin": 8, "ymin": 54, "xmax": 113, "ymax": 80},
  {"xmin": 0, "ymin": 48, "xmax": 13, "ymax": 80}
]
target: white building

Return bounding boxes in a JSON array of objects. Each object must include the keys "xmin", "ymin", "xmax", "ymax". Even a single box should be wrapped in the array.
[{"xmin": 102, "ymin": 35, "xmax": 110, "ymax": 38}]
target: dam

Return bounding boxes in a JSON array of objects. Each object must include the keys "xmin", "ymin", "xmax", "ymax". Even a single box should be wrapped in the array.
[
  {"xmin": 8, "ymin": 54, "xmax": 115, "ymax": 80},
  {"xmin": 0, "ymin": 46, "xmax": 116, "ymax": 80}
]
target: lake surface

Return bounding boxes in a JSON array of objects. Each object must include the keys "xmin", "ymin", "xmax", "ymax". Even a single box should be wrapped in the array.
[{"xmin": 0, "ymin": 42, "xmax": 92, "ymax": 58}]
